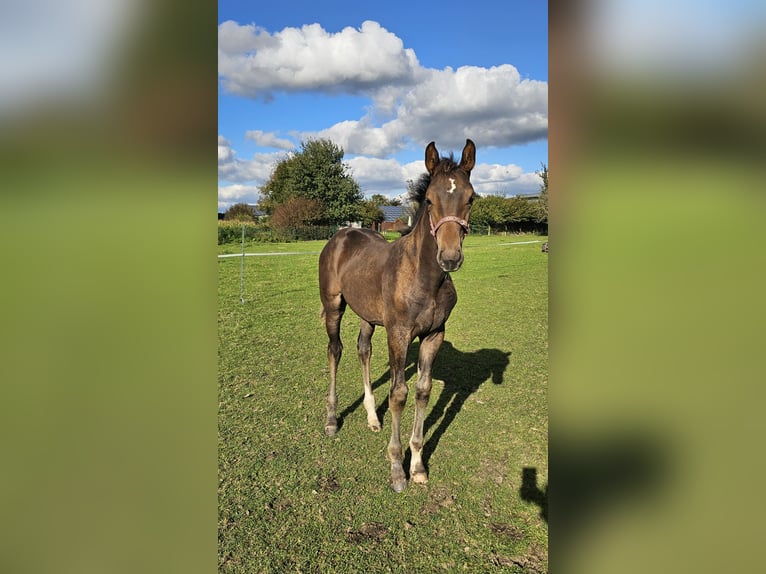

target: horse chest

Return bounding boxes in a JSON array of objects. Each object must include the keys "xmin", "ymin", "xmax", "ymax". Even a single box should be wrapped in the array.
[{"xmin": 387, "ymin": 279, "xmax": 456, "ymax": 335}]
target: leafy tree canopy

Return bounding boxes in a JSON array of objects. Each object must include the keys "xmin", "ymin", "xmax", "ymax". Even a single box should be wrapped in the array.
[
  {"xmin": 471, "ymin": 192, "xmax": 548, "ymax": 229},
  {"xmin": 536, "ymin": 163, "xmax": 548, "ymax": 223},
  {"xmin": 258, "ymin": 139, "xmax": 363, "ymax": 225},
  {"xmin": 369, "ymin": 194, "xmax": 401, "ymax": 206},
  {"xmin": 223, "ymin": 202, "xmax": 257, "ymax": 222},
  {"xmin": 471, "ymin": 195, "xmax": 511, "ymax": 228},
  {"xmin": 271, "ymin": 197, "xmax": 325, "ymax": 230},
  {"xmin": 357, "ymin": 200, "xmax": 385, "ymax": 227}
]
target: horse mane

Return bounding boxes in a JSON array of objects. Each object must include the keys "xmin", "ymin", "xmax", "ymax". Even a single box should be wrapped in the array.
[{"xmin": 402, "ymin": 153, "xmax": 460, "ymax": 235}]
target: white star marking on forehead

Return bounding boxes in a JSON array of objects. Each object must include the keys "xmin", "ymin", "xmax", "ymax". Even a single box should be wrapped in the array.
[{"xmin": 447, "ymin": 178, "xmax": 456, "ymax": 193}]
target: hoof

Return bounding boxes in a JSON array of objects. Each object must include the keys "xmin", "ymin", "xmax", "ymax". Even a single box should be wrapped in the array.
[
  {"xmin": 367, "ymin": 422, "xmax": 381, "ymax": 432},
  {"xmin": 390, "ymin": 479, "xmax": 408, "ymax": 493},
  {"xmin": 411, "ymin": 472, "xmax": 428, "ymax": 484},
  {"xmin": 324, "ymin": 424, "xmax": 337, "ymax": 437}
]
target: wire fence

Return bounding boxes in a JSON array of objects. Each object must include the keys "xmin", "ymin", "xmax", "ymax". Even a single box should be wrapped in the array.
[{"xmin": 469, "ymin": 222, "xmax": 548, "ymax": 236}]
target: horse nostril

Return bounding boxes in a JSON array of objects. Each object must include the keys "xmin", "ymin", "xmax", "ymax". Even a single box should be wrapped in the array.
[{"xmin": 438, "ymin": 250, "xmax": 463, "ymax": 272}]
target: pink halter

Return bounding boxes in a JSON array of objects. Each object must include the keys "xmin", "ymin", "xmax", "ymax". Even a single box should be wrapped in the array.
[{"xmin": 429, "ymin": 214, "xmax": 470, "ymax": 238}]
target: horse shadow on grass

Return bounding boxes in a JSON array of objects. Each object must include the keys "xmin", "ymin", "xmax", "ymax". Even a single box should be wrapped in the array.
[{"xmin": 336, "ymin": 339, "xmax": 510, "ymax": 473}]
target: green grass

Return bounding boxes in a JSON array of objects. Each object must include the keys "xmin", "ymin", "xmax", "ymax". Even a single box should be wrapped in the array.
[{"xmin": 218, "ymin": 233, "xmax": 548, "ymax": 573}]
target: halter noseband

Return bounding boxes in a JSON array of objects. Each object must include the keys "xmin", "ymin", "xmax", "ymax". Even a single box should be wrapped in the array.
[{"xmin": 429, "ymin": 214, "xmax": 470, "ymax": 238}]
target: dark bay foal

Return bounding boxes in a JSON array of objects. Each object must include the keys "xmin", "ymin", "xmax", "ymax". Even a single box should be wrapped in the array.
[{"xmin": 318, "ymin": 139, "xmax": 476, "ymax": 492}]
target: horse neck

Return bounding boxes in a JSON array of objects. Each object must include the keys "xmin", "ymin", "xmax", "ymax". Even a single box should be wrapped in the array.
[{"xmin": 399, "ymin": 206, "xmax": 445, "ymax": 284}]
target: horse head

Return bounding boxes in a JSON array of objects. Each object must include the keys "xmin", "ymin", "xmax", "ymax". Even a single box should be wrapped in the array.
[{"xmin": 424, "ymin": 139, "xmax": 476, "ymax": 272}]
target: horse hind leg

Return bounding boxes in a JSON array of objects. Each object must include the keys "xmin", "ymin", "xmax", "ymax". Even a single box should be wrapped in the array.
[
  {"xmin": 357, "ymin": 320, "xmax": 381, "ymax": 432},
  {"xmin": 323, "ymin": 294, "xmax": 346, "ymax": 436}
]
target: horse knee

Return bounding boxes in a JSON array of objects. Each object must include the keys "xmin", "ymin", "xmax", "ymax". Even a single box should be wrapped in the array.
[
  {"xmin": 415, "ymin": 386, "xmax": 431, "ymax": 403},
  {"xmin": 389, "ymin": 383, "xmax": 409, "ymax": 410},
  {"xmin": 328, "ymin": 339, "xmax": 343, "ymax": 361}
]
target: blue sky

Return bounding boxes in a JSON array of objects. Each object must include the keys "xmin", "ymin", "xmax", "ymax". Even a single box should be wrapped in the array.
[{"xmin": 218, "ymin": 0, "xmax": 548, "ymax": 211}]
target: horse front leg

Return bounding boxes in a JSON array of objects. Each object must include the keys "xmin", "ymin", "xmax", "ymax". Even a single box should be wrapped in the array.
[
  {"xmin": 409, "ymin": 329, "xmax": 444, "ymax": 484},
  {"xmin": 386, "ymin": 329, "xmax": 410, "ymax": 493}
]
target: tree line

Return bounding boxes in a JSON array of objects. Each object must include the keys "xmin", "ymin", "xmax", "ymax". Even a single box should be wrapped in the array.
[{"xmin": 221, "ymin": 138, "xmax": 547, "ymax": 233}]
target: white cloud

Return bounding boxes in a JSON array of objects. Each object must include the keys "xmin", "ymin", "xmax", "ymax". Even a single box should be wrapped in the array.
[
  {"xmin": 218, "ymin": 135, "xmax": 234, "ymax": 163},
  {"xmin": 219, "ymin": 20, "xmax": 547, "ymax": 157},
  {"xmin": 308, "ymin": 120, "xmax": 406, "ymax": 158},
  {"xmin": 345, "ymin": 156, "xmax": 541, "ymax": 199},
  {"xmin": 218, "ymin": 20, "xmax": 547, "ymax": 204},
  {"xmin": 218, "ymin": 20, "xmax": 420, "ymax": 99},
  {"xmin": 218, "ymin": 183, "xmax": 261, "ymax": 203},
  {"xmin": 375, "ymin": 64, "xmax": 547, "ymax": 153},
  {"xmin": 472, "ymin": 164, "xmax": 542, "ymax": 196},
  {"xmin": 299, "ymin": 64, "xmax": 547, "ymax": 157},
  {"xmin": 245, "ymin": 130, "xmax": 295, "ymax": 150},
  {"xmin": 346, "ymin": 156, "xmax": 410, "ymax": 195},
  {"xmin": 218, "ymin": 135, "xmax": 283, "ymax": 186}
]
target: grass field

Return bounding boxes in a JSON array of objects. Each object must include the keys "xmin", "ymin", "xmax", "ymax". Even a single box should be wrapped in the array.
[{"xmin": 218, "ymin": 233, "xmax": 548, "ymax": 573}]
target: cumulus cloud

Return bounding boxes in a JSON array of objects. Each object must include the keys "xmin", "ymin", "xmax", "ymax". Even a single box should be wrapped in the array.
[
  {"xmin": 245, "ymin": 130, "xmax": 294, "ymax": 150},
  {"xmin": 390, "ymin": 65, "xmax": 548, "ymax": 150},
  {"xmin": 219, "ymin": 20, "xmax": 547, "ymax": 157},
  {"xmin": 218, "ymin": 183, "xmax": 261, "ymax": 204},
  {"xmin": 218, "ymin": 20, "xmax": 420, "ymax": 99},
  {"xmin": 218, "ymin": 135, "xmax": 234, "ymax": 163},
  {"xmin": 345, "ymin": 155, "xmax": 541, "ymax": 198},
  {"xmin": 297, "ymin": 63, "xmax": 547, "ymax": 157},
  {"xmin": 217, "ymin": 20, "xmax": 547, "ymax": 203},
  {"xmin": 472, "ymin": 164, "xmax": 542, "ymax": 196},
  {"xmin": 346, "ymin": 157, "xmax": 410, "ymax": 195},
  {"xmin": 308, "ymin": 120, "xmax": 406, "ymax": 158},
  {"xmin": 218, "ymin": 134, "xmax": 282, "ymax": 186}
]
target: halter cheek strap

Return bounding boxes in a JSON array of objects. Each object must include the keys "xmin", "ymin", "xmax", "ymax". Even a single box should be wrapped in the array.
[{"xmin": 430, "ymin": 215, "xmax": 470, "ymax": 237}]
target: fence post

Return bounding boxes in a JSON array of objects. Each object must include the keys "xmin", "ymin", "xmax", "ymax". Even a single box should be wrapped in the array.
[{"xmin": 240, "ymin": 223, "xmax": 245, "ymax": 304}]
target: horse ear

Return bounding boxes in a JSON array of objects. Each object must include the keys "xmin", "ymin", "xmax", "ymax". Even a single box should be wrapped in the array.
[
  {"xmin": 425, "ymin": 141, "xmax": 439, "ymax": 175},
  {"xmin": 459, "ymin": 139, "xmax": 476, "ymax": 174}
]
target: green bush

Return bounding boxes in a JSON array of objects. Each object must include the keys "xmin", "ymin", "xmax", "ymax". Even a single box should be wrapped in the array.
[{"xmin": 217, "ymin": 221, "xmax": 338, "ymax": 244}]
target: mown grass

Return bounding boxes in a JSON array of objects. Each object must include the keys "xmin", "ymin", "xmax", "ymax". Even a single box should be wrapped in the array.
[{"xmin": 218, "ymin": 233, "xmax": 548, "ymax": 573}]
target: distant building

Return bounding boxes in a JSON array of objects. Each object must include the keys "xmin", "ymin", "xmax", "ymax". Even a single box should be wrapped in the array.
[{"xmin": 377, "ymin": 205, "xmax": 412, "ymax": 233}]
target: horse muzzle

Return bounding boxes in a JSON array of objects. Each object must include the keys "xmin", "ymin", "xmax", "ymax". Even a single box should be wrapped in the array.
[
  {"xmin": 431, "ymin": 215, "xmax": 468, "ymax": 272},
  {"xmin": 437, "ymin": 248, "xmax": 464, "ymax": 272}
]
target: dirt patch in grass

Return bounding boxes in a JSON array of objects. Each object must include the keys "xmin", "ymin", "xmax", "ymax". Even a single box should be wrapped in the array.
[
  {"xmin": 316, "ymin": 472, "xmax": 340, "ymax": 493},
  {"xmin": 491, "ymin": 543, "xmax": 547, "ymax": 573},
  {"xmin": 489, "ymin": 522, "xmax": 525, "ymax": 540},
  {"xmin": 420, "ymin": 486, "xmax": 456, "ymax": 515},
  {"xmin": 346, "ymin": 522, "xmax": 389, "ymax": 544}
]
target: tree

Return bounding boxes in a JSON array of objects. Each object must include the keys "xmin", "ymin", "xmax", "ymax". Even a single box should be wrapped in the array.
[
  {"xmin": 258, "ymin": 139, "xmax": 363, "ymax": 225},
  {"xmin": 271, "ymin": 197, "xmax": 325, "ymax": 229},
  {"xmin": 357, "ymin": 200, "xmax": 385, "ymax": 228},
  {"xmin": 535, "ymin": 163, "xmax": 548, "ymax": 223},
  {"xmin": 506, "ymin": 196, "xmax": 537, "ymax": 223},
  {"xmin": 257, "ymin": 160, "xmax": 292, "ymax": 215},
  {"xmin": 223, "ymin": 202, "xmax": 257, "ymax": 222},
  {"xmin": 369, "ymin": 194, "xmax": 401, "ymax": 207},
  {"xmin": 471, "ymin": 195, "xmax": 511, "ymax": 230}
]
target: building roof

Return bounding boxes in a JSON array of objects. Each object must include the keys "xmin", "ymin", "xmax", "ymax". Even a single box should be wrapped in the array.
[{"xmin": 380, "ymin": 205, "xmax": 407, "ymax": 222}]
